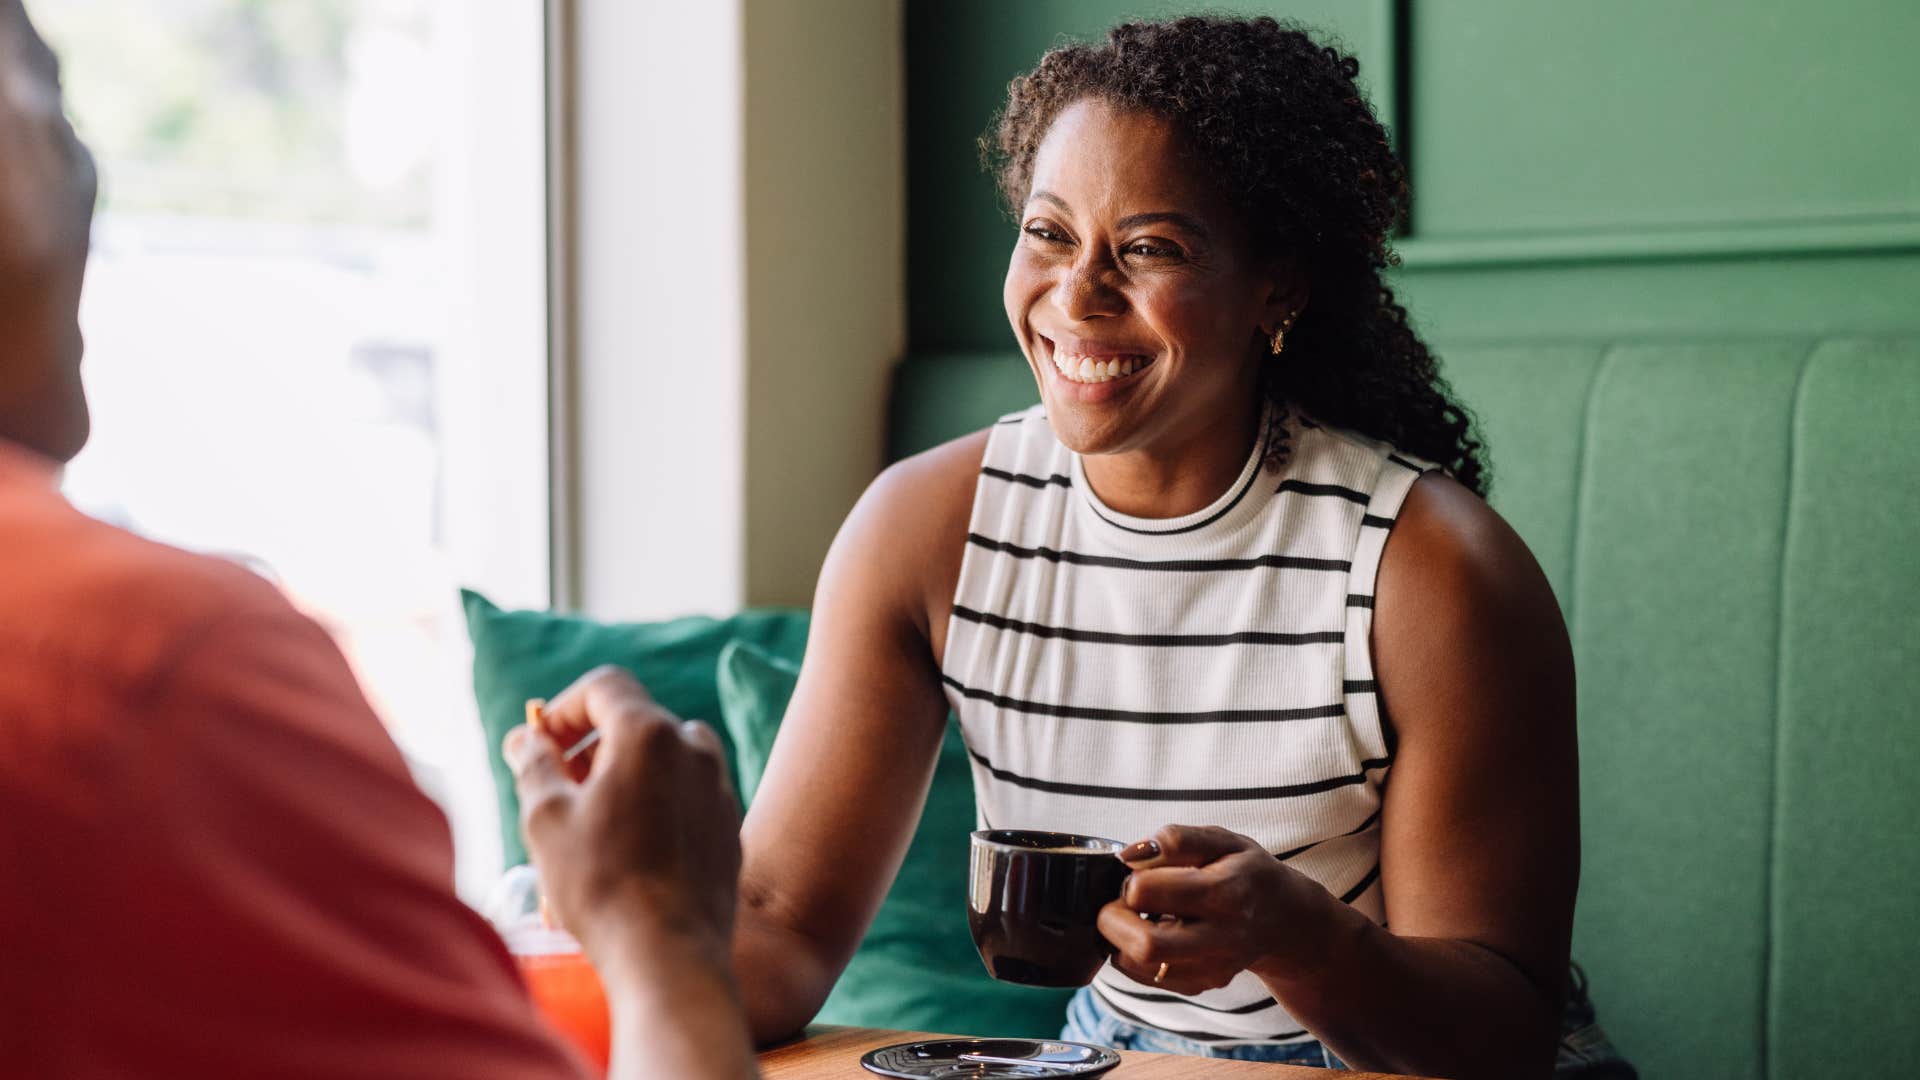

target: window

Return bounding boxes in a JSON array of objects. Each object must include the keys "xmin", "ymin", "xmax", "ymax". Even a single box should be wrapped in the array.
[{"xmin": 40, "ymin": 0, "xmax": 549, "ymax": 900}]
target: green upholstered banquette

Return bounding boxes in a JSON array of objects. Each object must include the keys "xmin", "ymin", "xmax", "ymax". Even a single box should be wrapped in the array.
[{"xmin": 886, "ymin": 339, "xmax": 1920, "ymax": 1079}]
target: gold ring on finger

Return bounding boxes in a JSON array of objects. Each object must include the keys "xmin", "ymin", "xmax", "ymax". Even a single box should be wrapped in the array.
[{"xmin": 1153, "ymin": 961, "xmax": 1169, "ymax": 984}]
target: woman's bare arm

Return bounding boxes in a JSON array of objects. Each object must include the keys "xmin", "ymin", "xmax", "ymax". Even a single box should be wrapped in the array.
[
  {"xmin": 731, "ymin": 432, "xmax": 986, "ymax": 1044},
  {"xmin": 1266, "ymin": 472, "xmax": 1579, "ymax": 1077}
]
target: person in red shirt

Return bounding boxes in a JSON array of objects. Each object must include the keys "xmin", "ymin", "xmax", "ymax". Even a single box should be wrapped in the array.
[{"xmin": 0, "ymin": 3, "xmax": 757, "ymax": 1077}]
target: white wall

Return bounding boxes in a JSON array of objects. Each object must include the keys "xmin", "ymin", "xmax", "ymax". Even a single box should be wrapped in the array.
[
  {"xmin": 742, "ymin": 0, "xmax": 906, "ymax": 608},
  {"xmin": 563, "ymin": 0, "xmax": 904, "ymax": 619},
  {"xmin": 566, "ymin": 0, "xmax": 748, "ymax": 621}
]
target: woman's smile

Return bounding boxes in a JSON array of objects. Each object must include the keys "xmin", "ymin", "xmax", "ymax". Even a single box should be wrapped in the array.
[{"xmin": 1036, "ymin": 332, "xmax": 1159, "ymax": 399}]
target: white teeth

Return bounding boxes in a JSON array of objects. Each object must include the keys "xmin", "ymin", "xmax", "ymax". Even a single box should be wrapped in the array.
[{"xmin": 1050, "ymin": 349, "xmax": 1152, "ymax": 383}]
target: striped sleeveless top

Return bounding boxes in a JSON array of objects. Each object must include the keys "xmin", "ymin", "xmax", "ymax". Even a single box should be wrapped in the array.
[{"xmin": 940, "ymin": 402, "xmax": 1434, "ymax": 1046}]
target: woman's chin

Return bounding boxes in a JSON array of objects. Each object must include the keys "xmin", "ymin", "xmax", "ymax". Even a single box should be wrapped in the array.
[{"xmin": 1037, "ymin": 400, "xmax": 1136, "ymax": 459}]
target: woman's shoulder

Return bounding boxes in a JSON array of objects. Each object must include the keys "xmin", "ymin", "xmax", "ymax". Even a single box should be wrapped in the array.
[
  {"xmin": 820, "ymin": 424, "xmax": 994, "ymax": 644},
  {"xmin": 865, "ymin": 425, "xmax": 993, "ymax": 525},
  {"xmin": 1373, "ymin": 470, "xmax": 1572, "ymax": 731},
  {"xmin": 1383, "ymin": 473, "xmax": 1535, "ymax": 596},
  {"xmin": 858, "ymin": 404, "xmax": 1048, "ymax": 529}
]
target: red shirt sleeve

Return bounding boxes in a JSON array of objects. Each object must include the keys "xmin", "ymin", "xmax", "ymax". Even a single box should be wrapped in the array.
[{"xmin": 7, "ymin": 598, "xmax": 590, "ymax": 1079}]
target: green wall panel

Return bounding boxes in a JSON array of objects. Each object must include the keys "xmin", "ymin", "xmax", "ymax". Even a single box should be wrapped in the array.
[
  {"xmin": 888, "ymin": 350, "xmax": 1039, "ymax": 460},
  {"xmin": 1389, "ymin": 253, "xmax": 1920, "ymax": 345},
  {"xmin": 907, "ymin": 0, "xmax": 1389, "ymax": 351},
  {"xmin": 1406, "ymin": 0, "xmax": 1920, "ymax": 238},
  {"xmin": 1769, "ymin": 339, "xmax": 1920, "ymax": 1078},
  {"xmin": 1568, "ymin": 343, "xmax": 1806, "ymax": 1079}
]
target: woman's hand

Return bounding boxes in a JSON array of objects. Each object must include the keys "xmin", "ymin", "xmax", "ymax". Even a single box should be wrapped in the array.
[{"xmin": 1098, "ymin": 824, "xmax": 1349, "ymax": 996}]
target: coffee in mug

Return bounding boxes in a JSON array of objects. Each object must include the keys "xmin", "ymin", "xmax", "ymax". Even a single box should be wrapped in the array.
[{"xmin": 968, "ymin": 829, "xmax": 1129, "ymax": 987}]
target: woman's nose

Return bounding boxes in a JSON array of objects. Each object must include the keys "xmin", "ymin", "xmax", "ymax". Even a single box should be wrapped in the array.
[{"xmin": 1053, "ymin": 253, "xmax": 1126, "ymax": 321}]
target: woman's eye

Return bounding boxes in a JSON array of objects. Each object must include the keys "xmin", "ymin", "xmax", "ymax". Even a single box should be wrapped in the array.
[
  {"xmin": 1125, "ymin": 240, "xmax": 1180, "ymax": 258},
  {"xmin": 1022, "ymin": 223, "xmax": 1067, "ymax": 244}
]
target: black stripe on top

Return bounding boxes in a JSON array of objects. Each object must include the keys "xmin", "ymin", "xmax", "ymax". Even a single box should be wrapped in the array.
[
  {"xmin": 982, "ymin": 466, "xmax": 1070, "ymax": 489},
  {"xmin": 1387, "ymin": 453, "xmax": 1426, "ymax": 473},
  {"xmin": 994, "ymin": 414, "xmax": 1030, "ymax": 426},
  {"xmin": 963, "ymin": 742, "xmax": 1390, "ymax": 802},
  {"xmin": 1085, "ymin": 451, "xmax": 1265, "ymax": 538},
  {"xmin": 942, "ymin": 674, "xmax": 1345, "ymax": 726},
  {"xmin": 1338, "ymin": 863, "xmax": 1383, "ymax": 904},
  {"xmin": 951, "ymin": 605, "xmax": 1344, "ymax": 649},
  {"xmin": 1271, "ymin": 807, "xmax": 1382, "ymax": 862},
  {"xmin": 1092, "ymin": 986, "xmax": 1308, "ymax": 1044},
  {"xmin": 1346, "ymin": 593, "xmax": 1375, "ymax": 609},
  {"xmin": 1097, "ymin": 981, "xmax": 1283, "ymax": 1016},
  {"xmin": 1360, "ymin": 513, "xmax": 1395, "ymax": 529},
  {"xmin": 1275, "ymin": 478, "xmax": 1369, "ymax": 504},
  {"xmin": 967, "ymin": 534, "xmax": 1351, "ymax": 574},
  {"xmin": 1343, "ymin": 679, "xmax": 1378, "ymax": 694}
]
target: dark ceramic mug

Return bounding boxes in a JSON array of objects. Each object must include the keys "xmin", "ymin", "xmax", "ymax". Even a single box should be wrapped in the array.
[{"xmin": 967, "ymin": 829, "xmax": 1130, "ymax": 987}]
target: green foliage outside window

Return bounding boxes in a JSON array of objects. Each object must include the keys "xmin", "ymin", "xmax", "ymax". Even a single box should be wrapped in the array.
[{"xmin": 36, "ymin": 0, "xmax": 432, "ymax": 227}]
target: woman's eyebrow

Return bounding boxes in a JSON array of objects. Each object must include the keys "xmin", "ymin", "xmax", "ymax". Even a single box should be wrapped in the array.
[
  {"xmin": 1026, "ymin": 192, "xmax": 1211, "ymax": 240},
  {"xmin": 1113, "ymin": 211, "xmax": 1210, "ymax": 238},
  {"xmin": 1028, "ymin": 189, "xmax": 1072, "ymax": 214}
]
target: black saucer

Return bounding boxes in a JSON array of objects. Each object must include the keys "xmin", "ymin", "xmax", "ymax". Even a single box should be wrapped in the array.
[{"xmin": 860, "ymin": 1038, "xmax": 1121, "ymax": 1078}]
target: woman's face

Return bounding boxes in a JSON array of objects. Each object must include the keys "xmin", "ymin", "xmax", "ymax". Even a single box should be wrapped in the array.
[{"xmin": 1004, "ymin": 97, "xmax": 1293, "ymax": 461}]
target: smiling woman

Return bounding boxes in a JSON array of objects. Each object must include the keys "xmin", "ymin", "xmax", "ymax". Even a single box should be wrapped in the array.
[
  {"xmin": 727, "ymin": 14, "xmax": 1629, "ymax": 1080},
  {"xmin": 1004, "ymin": 100, "xmax": 1294, "ymax": 518}
]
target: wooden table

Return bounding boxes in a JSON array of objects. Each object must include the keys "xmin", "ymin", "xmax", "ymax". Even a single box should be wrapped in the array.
[{"xmin": 758, "ymin": 1026, "xmax": 1434, "ymax": 1078}]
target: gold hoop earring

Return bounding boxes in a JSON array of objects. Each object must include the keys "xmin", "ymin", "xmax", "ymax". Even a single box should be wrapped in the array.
[{"xmin": 1269, "ymin": 313, "xmax": 1296, "ymax": 356}]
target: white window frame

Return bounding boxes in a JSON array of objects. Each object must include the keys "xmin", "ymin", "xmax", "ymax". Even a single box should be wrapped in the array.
[{"xmin": 551, "ymin": 0, "xmax": 904, "ymax": 621}]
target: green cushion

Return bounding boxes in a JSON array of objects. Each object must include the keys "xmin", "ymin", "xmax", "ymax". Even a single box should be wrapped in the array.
[
  {"xmin": 1563, "ymin": 343, "xmax": 1805, "ymax": 1079},
  {"xmin": 461, "ymin": 589, "xmax": 809, "ymax": 869},
  {"xmin": 888, "ymin": 351, "xmax": 1039, "ymax": 460},
  {"xmin": 715, "ymin": 640, "xmax": 1075, "ymax": 1038},
  {"xmin": 1770, "ymin": 339, "xmax": 1920, "ymax": 1076},
  {"xmin": 713, "ymin": 640, "xmax": 790, "ymax": 809}
]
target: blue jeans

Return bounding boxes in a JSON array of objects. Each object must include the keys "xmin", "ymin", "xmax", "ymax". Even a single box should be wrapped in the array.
[
  {"xmin": 1060, "ymin": 985, "xmax": 1347, "ymax": 1068},
  {"xmin": 1060, "ymin": 964, "xmax": 1637, "ymax": 1077}
]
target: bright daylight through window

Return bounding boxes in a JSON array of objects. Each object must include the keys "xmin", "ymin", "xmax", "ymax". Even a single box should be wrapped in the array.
[{"xmin": 40, "ymin": 0, "xmax": 549, "ymax": 899}]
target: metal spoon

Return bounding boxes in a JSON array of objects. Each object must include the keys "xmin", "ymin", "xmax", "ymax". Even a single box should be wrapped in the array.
[{"xmin": 955, "ymin": 1051, "xmax": 1080, "ymax": 1073}]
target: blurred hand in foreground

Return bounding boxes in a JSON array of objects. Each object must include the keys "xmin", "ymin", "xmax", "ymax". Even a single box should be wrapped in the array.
[{"xmin": 505, "ymin": 665, "xmax": 757, "ymax": 1080}]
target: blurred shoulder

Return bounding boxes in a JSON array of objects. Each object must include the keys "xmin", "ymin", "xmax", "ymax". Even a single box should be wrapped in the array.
[{"xmin": 0, "ymin": 472, "xmax": 310, "ymax": 698}]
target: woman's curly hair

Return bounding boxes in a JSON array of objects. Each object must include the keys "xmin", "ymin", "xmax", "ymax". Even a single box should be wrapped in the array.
[{"xmin": 984, "ymin": 15, "xmax": 1487, "ymax": 495}]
